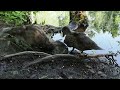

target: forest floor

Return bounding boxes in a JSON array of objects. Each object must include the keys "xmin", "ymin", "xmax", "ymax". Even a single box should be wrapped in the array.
[{"xmin": 0, "ymin": 51, "xmax": 120, "ymax": 79}]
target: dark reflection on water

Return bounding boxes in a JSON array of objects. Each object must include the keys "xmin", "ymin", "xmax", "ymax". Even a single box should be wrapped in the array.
[
  {"xmin": 85, "ymin": 28, "xmax": 120, "ymax": 64},
  {"xmin": 53, "ymin": 11, "xmax": 120, "ymax": 65},
  {"xmin": 86, "ymin": 11, "xmax": 120, "ymax": 65}
]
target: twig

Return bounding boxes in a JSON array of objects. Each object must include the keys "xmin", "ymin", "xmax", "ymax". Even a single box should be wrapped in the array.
[{"xmin": 0, "ymin": 51, "xmax": 51, "ymax": 60}]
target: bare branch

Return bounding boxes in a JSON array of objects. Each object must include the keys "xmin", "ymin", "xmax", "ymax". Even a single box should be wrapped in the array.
[{"xmin": 0, "ymin": 51, "xmax": 51, "ymax": 60}]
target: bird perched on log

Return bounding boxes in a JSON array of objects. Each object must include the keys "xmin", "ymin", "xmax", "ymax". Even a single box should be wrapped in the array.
[{"xmin": 62, "ymin": 26, "xmax": 102, "ymax": 53}]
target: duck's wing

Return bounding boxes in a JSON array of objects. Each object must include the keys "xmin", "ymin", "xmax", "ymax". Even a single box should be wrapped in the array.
[
  {"xmin": 75, "ymin": 33, "xmax": 102, "ymax": 50},
  {"xmin": 64, "ymin": 34, "xmax": 77, "ymax": 48}
]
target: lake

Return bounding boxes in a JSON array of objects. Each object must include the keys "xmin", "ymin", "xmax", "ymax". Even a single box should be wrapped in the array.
[{"xmin": 52, "ymin": 11, "xmax": 120, "ymax": 65}]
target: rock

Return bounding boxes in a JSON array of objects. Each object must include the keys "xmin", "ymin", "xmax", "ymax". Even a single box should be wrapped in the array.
[
  {"xmin": 85, "ymin": 65, "xmax": 92, "ymax": 69},
  {"xmin": 97, "ymin": 71, "xmax": 107, "ymax": 77},
  {"xmin": 88, "ymin": 69, "xmax": 95, "ymax": 74}
]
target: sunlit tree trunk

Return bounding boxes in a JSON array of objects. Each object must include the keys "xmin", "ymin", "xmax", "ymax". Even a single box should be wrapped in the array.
[
  {"xmin": 29, "ymin": 11, "xmax": 36, "ymax": 24},
  {"xmin": 70, "ymin": 11, "xmax": 87, "ymax": 22}
]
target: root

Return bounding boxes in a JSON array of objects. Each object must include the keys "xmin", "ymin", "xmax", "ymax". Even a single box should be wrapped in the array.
[{"xmin": 0, "ymin": 51, "xmax": 51, "ymax": 60}]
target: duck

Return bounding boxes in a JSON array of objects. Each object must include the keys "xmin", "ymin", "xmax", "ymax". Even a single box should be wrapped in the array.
[
  {"xmin": 4, "ymin": 24, "xmax": 55, "ymax": 53},
  {"xmin": 52, "ymin": 40, "xmax": 68, "ymax": 54},
  {"xmin": 62, "ymin": 26, "xmax": 102, "ymax": 53}
]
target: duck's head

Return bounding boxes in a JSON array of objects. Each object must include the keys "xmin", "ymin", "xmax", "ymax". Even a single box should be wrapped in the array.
[{"xmin": 62, "ymin": 26, "xmax": 71, "ymax": 37}]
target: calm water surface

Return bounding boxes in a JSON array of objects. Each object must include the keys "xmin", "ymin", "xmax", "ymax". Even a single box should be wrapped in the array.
[
  {"xmin": 52, "ymin": 30, "xmax": 120, "ymax": 65},
  {"xmin": 53, "ymin": 11, "xmax": 120, "ymax": 65}
]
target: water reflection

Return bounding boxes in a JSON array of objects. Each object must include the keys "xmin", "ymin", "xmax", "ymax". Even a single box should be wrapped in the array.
[
  {"xmin": 87, "ymin": 11, "xmax": 120, "ymax": 38},
  {"xmin": 53, "ymin": 11, "xmax": 120, "ymax": 65},
  {"xmin": 86, "ymin": 11, "xmax": 120, "ymax": 64}
]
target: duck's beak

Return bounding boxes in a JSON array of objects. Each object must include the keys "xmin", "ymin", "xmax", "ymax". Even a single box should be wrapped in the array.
[
  {"xmin": 61, "ymin": 29, "xmax": 65, "ymax": 37},
  {"xmin": 62, "ymin": 32, "xmax": 65, "ymax": 37}
]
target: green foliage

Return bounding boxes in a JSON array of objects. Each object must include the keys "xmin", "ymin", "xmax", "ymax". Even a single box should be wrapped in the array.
[
  {"xmin": 88, "ymin": 11, "xmax": 120, "ymax": 37},
  {"xmin": 0, "ymin": 11, "xmax": 30, "ymax": 26},
  {"xmin": 58, "ymin": 16, "xmax": 68, "ymax": 27}
]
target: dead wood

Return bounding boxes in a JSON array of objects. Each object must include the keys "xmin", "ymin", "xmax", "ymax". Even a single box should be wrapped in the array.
[{"xmin": 0, "ymin": 51, "xmax": 51, "ymax": 61}]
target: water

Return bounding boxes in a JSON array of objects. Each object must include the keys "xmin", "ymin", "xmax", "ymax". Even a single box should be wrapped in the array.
[
  {"xmin": 52, "ymin": 33, "xmax": 74, "ymax": 52},
  {"xmin": 52, "ymin": 11, "xmax": 120, "ymax": 65},
  {"xmin": 52, "ymin": 28, "xmax": 120, "ymax": 65},
  {"xmin": 86, "ymin": 28, "xmax": 120, "ymax": 65},
  {"xmin": 86, "ymin": 11, "xmax": 120, "ymax": 65}
]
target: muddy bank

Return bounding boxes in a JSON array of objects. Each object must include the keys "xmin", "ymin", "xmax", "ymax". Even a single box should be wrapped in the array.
[
  {"xmin": 0, "ymin": 51, "xmax": 120, "ymax": 79},
  {"xmin": 0, "ymin": 24, "xmax": 120, "ymax": 79}
]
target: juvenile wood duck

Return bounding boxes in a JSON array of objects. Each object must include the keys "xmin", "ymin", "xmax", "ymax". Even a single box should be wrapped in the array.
[
  {"xmin": 52, "ymin": 40, "xmax": 68, "ymax": 54},
  {"xmin": 4, "ymin": 24, "xmax": 55, "ymax": 53},
  {"xmin": 62, "ymin": 26, "xmax": 102, "ymax": 53}
]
